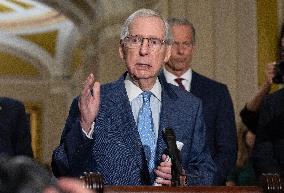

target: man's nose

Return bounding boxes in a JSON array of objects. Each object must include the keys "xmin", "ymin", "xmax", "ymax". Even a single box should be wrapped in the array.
[
  {"xmin": 139, "ymin": 38, "xmax": 150, "ymax": 55},
  {"xmin": 176, "ymin": 44, "xmax": 185, "ymax": 55}
]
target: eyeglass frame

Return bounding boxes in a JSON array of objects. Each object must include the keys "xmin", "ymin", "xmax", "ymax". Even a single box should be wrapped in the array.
[{"xmin": 122, "ymin": 34, "xmax": 168, "ymax": 51}]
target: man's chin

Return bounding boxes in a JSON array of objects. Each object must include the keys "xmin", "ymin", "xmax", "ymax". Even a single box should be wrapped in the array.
[
  {"xmin": 168, "ymin": 61, "xmax": 188, "ymax": 68},
  {"xmin": 172, "ymin": 64, "xmax": 189, "ymax": 71},
  {"xmin": 131, "ymin": 73, "xmax": 156, "ymax": 81}
]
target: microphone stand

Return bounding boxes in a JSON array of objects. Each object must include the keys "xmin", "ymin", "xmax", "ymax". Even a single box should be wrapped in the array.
[{"xmin": 163, "ymin": 128, "xmax": 184, "ymax": 186}]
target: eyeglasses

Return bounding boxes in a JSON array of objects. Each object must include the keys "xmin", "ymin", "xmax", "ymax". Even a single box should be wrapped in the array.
[
  {"xmin": 172, "ymin": 41, "xmax": 193, "ymax": 48},
  {"xmin": 123, "ymin": 35, "xmax": 166, "ymax": 51}
]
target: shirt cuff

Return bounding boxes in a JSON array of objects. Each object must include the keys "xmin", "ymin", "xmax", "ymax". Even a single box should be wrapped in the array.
[{"xmin": 81, "ymin": 122, "xmax": 95, "ymax": 139}]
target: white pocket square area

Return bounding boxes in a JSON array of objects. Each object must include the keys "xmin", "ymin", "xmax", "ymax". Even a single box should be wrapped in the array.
[{"xmin": 176, "ymin": 141, "xmax": 184, "ymax": 151}]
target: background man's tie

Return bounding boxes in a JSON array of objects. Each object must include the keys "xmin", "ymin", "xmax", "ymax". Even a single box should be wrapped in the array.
[
  {"xmin": 174, "ymin": 78, "xmax": 185, "ymax": 90},
  {"xmin": 137, "ymin": 91, "xmax": 156, "ymax": 177}
]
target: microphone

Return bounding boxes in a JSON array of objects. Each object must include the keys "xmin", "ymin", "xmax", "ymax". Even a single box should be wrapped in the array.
[{"xmin": 163, "ymin": 128, "xmax": 183, "ymax": 186}]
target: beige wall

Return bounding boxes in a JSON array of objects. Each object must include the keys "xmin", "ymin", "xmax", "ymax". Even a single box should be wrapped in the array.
[{"xmin": 168, "ymin": 0, "xmax": 258, "ymax": 119}]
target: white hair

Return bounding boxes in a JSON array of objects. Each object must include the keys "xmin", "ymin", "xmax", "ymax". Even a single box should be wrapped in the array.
[{"xmin": 120, "ymin": 8, "xmax": 172, "ymax": 43}]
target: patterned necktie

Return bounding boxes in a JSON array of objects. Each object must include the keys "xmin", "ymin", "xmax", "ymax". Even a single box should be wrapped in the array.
[
  {"xmin": 137, "ymin": 91, "xmax": 156, "ymax": 175},
  {"xmin": 175, "ymin": 78, "xmax": 185, "ymax": 90}
]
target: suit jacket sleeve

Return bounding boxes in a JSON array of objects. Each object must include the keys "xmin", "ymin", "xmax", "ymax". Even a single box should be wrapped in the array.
[
  {"xmin": 185, "ymin": 101, "xmax": 216, "ymax": 185},
  {"xmin": 52, "ymin": 98, "xmax": 95, "ymax": 177},
  {"xmin": 213, "ymin": 86, "xmax": 237, "ymax": 184}
]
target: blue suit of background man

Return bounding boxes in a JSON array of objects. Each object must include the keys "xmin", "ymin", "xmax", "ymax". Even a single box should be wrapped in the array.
[{"xmin": 190, "ymin": 71, "xmax": 237, "ymax": 185}]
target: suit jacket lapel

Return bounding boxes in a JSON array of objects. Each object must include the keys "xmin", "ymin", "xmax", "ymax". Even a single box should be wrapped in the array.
[
  {"xmin": 155, "ymin": 105, "xmax": 168, "ymax": 164},
  {"xmin": 155, "ymin": 75, "xmax": 178, "ymax": 163},
  {"xmin": 190, "ymin": 71, "xmax": 198, "ymax": 95}
]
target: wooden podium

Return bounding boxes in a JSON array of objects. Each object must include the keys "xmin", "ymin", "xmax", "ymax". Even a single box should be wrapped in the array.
[
  {"xmin": 80, "ymin": 172, "xmax": 283, "ymax": 193},
  {"xmin": 103, "ymin": 185, "xmax": 263, "ymax": 193}
]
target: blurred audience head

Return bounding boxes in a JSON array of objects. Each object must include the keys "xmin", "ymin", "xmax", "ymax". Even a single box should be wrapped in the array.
[
  {"xmin": 0, "ymin": 155, "xmax": 53, "ymax": 193},
  {"xmin": 0, "ymin": 155, "xmax": 95, "ymax": 193}
]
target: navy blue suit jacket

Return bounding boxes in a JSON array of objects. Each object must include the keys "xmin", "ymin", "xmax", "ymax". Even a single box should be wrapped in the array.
[
  {"xmin": 52, "ymin": 73, "xmax": 216, "ymax": 185},
  {"xmin": 190, "ymin": 71, "xmax": 237, "ymax": 185},
  {"xmin": 0, "ymin": 97, "xmax": 33, "ymax": 157}
]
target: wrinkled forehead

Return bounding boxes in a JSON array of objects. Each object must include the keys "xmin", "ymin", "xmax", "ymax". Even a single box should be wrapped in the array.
[
  {"xmin": 129, "ymin": 16, "xmax": 166, "ymax": 38},
  {"xmin": 172, "ymin": 25, "xmax": 192, "ymax": 37}
]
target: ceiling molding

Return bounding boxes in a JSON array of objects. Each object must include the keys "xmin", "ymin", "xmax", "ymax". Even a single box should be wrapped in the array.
[
  {"xmin": 0, "ymin": 32, "xmax": 53, "ymax": 78},
  {"xmin": 0, "ymin": 0, "xmax": 79, "ymax": 79},
  {"xmin": 0, "ymin": 0, "xmax": 61, "ymax": 28},
  {"xmin": 39, "ymin": 0, "xmax": 96, "ymax": 31}
]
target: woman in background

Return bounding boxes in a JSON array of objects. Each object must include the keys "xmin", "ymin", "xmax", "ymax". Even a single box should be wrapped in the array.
[{"xmin": 226, "ymin": 129, "xmax": 258, "ymax": 186}]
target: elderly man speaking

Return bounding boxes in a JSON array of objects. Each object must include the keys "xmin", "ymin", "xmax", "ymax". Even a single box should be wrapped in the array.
[{"xmin": 52, "ymin": 8, "xmax": 215, "ymax": 186}]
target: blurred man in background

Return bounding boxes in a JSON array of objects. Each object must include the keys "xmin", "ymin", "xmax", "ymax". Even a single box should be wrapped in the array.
[
  {"xmin": 162, "ymin": 17, "xmax": 237, "ymax": 185},
  {"xmin": 0, "ymin": 97, "xmax": 33, "ymax": 157}
]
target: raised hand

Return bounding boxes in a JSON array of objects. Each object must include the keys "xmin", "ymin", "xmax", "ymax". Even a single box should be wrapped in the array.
[
  {"xmin": 79, "ymin": 73, "xmax": 101, "ymax": 133},
  {"xmin": 265, "ymin": 62, "xmax": 276, "ymax": 85}
]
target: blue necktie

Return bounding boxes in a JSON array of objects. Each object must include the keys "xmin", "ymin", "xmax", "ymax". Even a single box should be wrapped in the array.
[{"xmin": 137, "ymin": 91, "xmax": 156, "ymax": 175}]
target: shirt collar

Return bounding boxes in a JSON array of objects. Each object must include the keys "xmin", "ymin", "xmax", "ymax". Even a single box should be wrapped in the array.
[
  {"xmin": 124, "ymin": 73, "xmax": 162, "ymax": 102},
  {"xmin": 163, "ymin": 67, "xmax": 192, "ymax": 83}
]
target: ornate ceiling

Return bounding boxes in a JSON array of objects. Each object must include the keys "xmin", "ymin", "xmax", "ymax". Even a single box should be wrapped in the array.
[
  {"xmin": 0, "ymin": 0, "xmax": 79, "ymax": 79},
  {"xmin": 0, "ymin": 0, "xmax": 58, "ymax": 27},
  {"xmin": 0, "ymin": 0, "xmax": 157, "ymax": 81}
]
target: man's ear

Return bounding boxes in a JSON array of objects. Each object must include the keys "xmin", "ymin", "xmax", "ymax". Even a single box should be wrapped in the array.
[
  {"xmin": 163, "ymin": 45, "xmax": 172, "ymax": 63},
  {"xmin": 119, "ymin": 44, "xmax": 126, "ymax": 60}
]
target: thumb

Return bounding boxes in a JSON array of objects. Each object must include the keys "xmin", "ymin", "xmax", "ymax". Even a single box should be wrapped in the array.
[{"xmin": 92, "ymin": 81, "xmax": 101, "ymax": 99}]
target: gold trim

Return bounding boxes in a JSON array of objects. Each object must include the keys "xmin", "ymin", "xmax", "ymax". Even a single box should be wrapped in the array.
[
  {"xmin": 9, "ymin": 0, "xmax": 33, "ymax": 9},
  {"xmin": 257, "ymin": 0, "xmax": 278, "ymax": 90},
  {"xmin": 0, "ymin": 4, "xmax": 13, "ymax": 12},
  {"xmin": 24, "ymin": 102, "xmax": 42, "ymax": 161}
]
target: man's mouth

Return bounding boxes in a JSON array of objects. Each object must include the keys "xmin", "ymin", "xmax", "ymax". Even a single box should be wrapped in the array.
[
  {"xmin": 174, "ymin": 58, "xmax": 186, "ymax": 63},
  {"xmin": 136, "ymin": 63, "xmax": 151, "ymax": 68}
]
